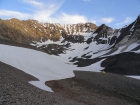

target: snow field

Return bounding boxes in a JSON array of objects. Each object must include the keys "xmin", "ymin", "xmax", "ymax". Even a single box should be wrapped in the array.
[{"xmin": 0, "ymin": 44, "xmax": 103, "ymax": 92}]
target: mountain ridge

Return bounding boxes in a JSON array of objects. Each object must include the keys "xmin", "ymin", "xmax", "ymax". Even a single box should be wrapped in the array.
[{"xmin": 0, "ymin": 18, "xmax": 97, "ymax": 44}]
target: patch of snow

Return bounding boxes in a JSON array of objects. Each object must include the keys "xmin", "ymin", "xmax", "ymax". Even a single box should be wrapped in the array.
[
  {"xmin": 130, "ymin": 20, "xmax": 137, "ymax": 32},
  {"xmin": 30, "ymin": 38, "xmax": 64, "ymax": 47},
  {"xmin": 116, "ymin": 29, "xmax": 121, "ymax": 37},
  {"xmin": 82, "ymin": 59, "xmax": 105, "ymax": 72},
  {"xmin": 108, "ymin": 46, "xmax": 126, "ymax": 56},
  {"xmin": 25, "ymin": 29, "xmax": 27, "ymax": 31},
  {"xmin": 34, "ymin": 25, "xmax": 37, "ymax": 28},
  {"xmin": 131, "ymin": 50, "xmax": 140, "ymax": 53},
  {"xmin": 42, "ymin": 23, "xmax": 47, "ymax": 27},
  {"xmin": 44, "ymin": 29, "xmax": 47, "ymax": 33},
  {"xmin": 39, "ymin": 29, "xmax": 42, "ymax": 32},
  {"xmin": 126, "ymin": 76, "xmax": 140, "ymax": 80},
  {"xmin": 124, "ymin": 43, "xmax": 139, "ymax": 52},
  {"xmin": 29, "ymin": 81, "xmax": 53, "ymax": 92}
]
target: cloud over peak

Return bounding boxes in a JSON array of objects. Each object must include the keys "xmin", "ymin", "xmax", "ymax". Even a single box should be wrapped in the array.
[
  {"xmin": 100, "ymin": 17, "xmax": 115, "ymax": 23},
  {"xmin": 52, "ymin": 13, "xmax": 88, "ymax": 24}
]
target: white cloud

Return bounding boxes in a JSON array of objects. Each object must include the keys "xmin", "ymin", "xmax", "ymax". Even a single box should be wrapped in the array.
[
  {"xmin": 50, "ymin": 13, "xmax": 88, "ymax": 24},
  {"xmin": 32, "ymin": 10, "xmax": 54, "ymax": 22},
  {"xmin": 0, "ymin": 8, "xmax": 96, "ymax": 24},
  {"xmin": 116, "ymin": 17, "xmax": 133, "ymax": 26},
  {"xmin": 0, "ymin": 9, "xmax": 30, "ymax": 19},
  {"xmin": 124, "ymin": 17, "xmax": 132, "ymax": 23},
  {"xmin": 23, "ymin": 0, "xmax": 43, "ymax": 7},
  {"xmin": 30, "ymin": 1, "xmax": 63, "ymax": 22},
  {"xmin": 0, "ymin": 9, "xmax": 89, "ymax": 24},
  {"xmin": 100, "ymin": 17, "xmax": 115, "ymax": 23}
]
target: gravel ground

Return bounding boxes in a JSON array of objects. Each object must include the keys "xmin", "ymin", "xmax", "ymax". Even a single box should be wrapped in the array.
[{"xmin": 0, "ymin": 61, "xmax": 140, "ymax": 105}]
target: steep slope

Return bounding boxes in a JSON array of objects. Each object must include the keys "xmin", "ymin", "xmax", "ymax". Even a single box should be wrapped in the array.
[
  {"xmin": 0, "ymin": 18, "xmax": 97, "ymax": 44},
  {"xmin": 67, "ymin": 15, "xmax": 140, "ymax": 77}
]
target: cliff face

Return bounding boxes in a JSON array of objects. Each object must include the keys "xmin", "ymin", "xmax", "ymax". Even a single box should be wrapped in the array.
[{"xmin": 0, "ymin": 18, "xmax": 97, "ymax": 44}]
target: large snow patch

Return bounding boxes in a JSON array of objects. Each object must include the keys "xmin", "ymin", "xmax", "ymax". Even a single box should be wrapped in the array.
[{"xmin": 0, "ymin": 44, "xmax": 103, "ymax": 92}]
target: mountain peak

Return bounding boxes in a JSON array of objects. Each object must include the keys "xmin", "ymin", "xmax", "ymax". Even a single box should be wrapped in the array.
[
  {"xmin": 101, "ymin": 24, "xmax": 106, "ymax": 26},
  {"xmin": 137, "ymin": 14, "xmax": 140, "ymax": 21},
  {"xmin": 93, "ymin": 24, "xmax": 111, "ymax": 34},
  {"xmin": 132, "ymin": 14, "xmax": 140, "ymax": 28},
  {"xmin": 138, "ymin": 14, "xmax": 140, "ymax": 18}
]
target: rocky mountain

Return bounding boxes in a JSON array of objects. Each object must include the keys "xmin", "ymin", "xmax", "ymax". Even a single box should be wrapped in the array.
[
  {"xmin": 0, "ymin": 15, "xmax": 140, "ymax": 77},
  {"xmin": 69, "ymin": 14, "xmax": 140, "ymax": 76},
  {"xmin": 0, "ymin": 18, "xmax": 97, "ymax": 44}
]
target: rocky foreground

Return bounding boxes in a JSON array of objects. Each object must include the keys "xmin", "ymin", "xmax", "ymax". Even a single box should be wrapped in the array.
[{"xmin": 0, "ymin": 61, "xmax": 140, "ymax": 105}]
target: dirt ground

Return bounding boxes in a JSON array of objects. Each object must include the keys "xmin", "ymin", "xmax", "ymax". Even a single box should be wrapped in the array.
[{"xmin": 0, "ymin": 61, "xmax": 140, "ymax": 105}]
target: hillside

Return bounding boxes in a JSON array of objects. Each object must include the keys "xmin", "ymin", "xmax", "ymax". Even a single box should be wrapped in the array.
[{"xmin": 0, "ymin": 18, "xmax": 97, "ymax": 44}]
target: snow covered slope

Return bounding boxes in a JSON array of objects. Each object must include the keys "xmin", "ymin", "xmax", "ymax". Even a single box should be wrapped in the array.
[
  {"xmin": 29, "ymin": 15, "xmax": 140, "ymax": 80},
  {"xmin": 0, "ymin": 44, "xmax": 103, "ymax": 92}
]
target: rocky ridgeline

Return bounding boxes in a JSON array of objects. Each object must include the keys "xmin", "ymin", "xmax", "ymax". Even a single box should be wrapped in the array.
[
  {"xmin": 87, "ymin": 15, "xmax": 140, "ymax": 47},
  {"xmin": 0, "ymin": 18, "xmax": 97, "ymax": 44},
  {"xmin": 0, "ymin": 15, "xmax": 139, "ymax": 56}
]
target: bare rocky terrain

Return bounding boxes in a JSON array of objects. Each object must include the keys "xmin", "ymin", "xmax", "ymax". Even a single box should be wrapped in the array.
[{"xmin": 0, "ymin": 61, "xmax": 140, "ymax": 105}]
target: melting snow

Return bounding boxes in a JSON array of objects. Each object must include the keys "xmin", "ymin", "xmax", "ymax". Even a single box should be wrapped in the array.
[
  {"xmin": 126, "ymin": 76, "xmax": 140, "ymax": 80},
  {"xmin": 0, "ymin": 44, "xmax": 104, "ymax": 92}
]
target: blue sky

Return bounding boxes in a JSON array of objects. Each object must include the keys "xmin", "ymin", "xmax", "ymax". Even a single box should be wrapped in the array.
[{"xmin": 0, "ymin": 0, "xmax": 140, "ymax": 28}]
